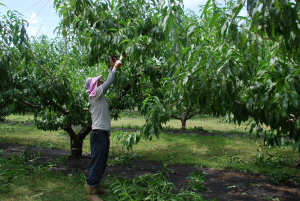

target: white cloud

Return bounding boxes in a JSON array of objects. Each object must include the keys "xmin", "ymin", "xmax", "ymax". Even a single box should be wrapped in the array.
[
  {"xmin": 26, "ymin": 25, "xmax": 47, "ymax": 37},
  {"xmin": 182, "ymin": 0, "xmax": 249, "ymax": 17},
  {"xmin": 27, "ymin": 13, "xmax": 39, "ymax": 24},
  {"xmin": 183, "ymin": 0, "xmax": 208, "ymax": 7},
  {"xmin": 26, "ymin": 26, "xmax": 39, "ymax": 37}
]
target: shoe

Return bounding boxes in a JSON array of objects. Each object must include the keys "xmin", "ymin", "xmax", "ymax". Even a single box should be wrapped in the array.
[
  {"xmin": 96, "ymin": 184, "xmax": 110, "ymax": 194},
  {"xmin": 86, "ymin": 181, "xmax": 103, "ymax": 201}
]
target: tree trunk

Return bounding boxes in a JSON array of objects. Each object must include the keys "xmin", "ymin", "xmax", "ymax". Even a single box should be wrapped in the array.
[
  {"xmin": 63, "ymin": 125, "xmax": 92, "ymax": 157},
  {"xmin": 181, "ymin": 118, "xmax": 186, "ymax": 130},
  {"xmin": 71, "ymin": 134, "xmax": 84, "ymax": 157}
]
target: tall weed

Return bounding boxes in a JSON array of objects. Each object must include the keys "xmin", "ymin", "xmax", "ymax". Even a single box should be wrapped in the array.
[{"xmin": 108, "ymin": 164, "xmax": 207, "ymax": 201}]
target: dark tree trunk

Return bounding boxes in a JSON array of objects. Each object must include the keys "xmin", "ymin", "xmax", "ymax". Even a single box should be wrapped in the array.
[
  {"xmin": 63, "ymin": 125, "xmax": 92, "ymax": 157},
  {"xmin": 172, "ymin": 106, "xmax": 197, "ymax": 131},
  {"xmin": 72, "ymin": 135, "xmax": 84, "ymax": 157},
  {"xmin": 181, "ymin": 118, "xmax": 187, "ymax": 130}
]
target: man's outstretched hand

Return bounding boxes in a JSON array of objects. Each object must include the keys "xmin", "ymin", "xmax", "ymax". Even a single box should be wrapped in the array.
[
  {"xmin": 114, "ymin": 60, "xmax": 122, "ymax": 68},
  {"xmin": 110, "ymin": 56, "xmax": 122, "ymax": 68}
]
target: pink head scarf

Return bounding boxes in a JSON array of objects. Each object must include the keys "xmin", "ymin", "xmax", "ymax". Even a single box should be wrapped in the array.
[{"xmin": 85, "ymin": 75, "xmax": 103, "ymax": 97}]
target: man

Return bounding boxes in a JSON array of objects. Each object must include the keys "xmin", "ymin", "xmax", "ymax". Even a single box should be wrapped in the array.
[{"xmin": 84, "ymin": 56, "xmax": 122, "ymax": 201}]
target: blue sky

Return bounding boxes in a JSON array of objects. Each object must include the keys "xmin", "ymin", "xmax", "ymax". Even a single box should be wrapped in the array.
[{"xmin": 0, "ymin": 0, "xmax": 247, "ymax": 39}]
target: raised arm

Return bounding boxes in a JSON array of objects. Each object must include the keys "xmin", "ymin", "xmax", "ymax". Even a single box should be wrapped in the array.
[
  {"xmin": 102, "ymin": 68, "xmax": 117, "ymax": 94},
  {"xmin": 101, "ymin": 60, "xmax": 122, "ymax": 94}
]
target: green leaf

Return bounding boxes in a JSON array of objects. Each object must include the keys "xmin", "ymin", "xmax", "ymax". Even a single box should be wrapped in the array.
[
  {"xmin": 238, "ymin": 35, "xmax": 247, "ymax": 50},
  {"xmin": 183, "ymin": 76, "xmax": 188, "ymax": 86},
  {"xmin": 159, "ymin": 0, "xmax": 165, "ymax": 11},
  {"xmin": 119, "ymin": 39, "xmax": 131, "ymax": 47},
  {"xmin": 135, "ymin": 36, "xmax": 148, "ymax": 43},
  {"xmin": 165, "ymin": 15, "xmax": 173, "ymax": 41},
  {"xmin": 231, "ymin": 0, "xmax": 246, "ymax": 19},
  {"xmin": 221, "ymin": 20, "xmax": 228, "ymax": 39},
  {"xmin": 187, "ymin": 25, "xmax": 196, "ymax": 37},
  {"xmin": 200, "ymin": 0, "xmax": 212, "ymax": 20},
  {"xmin": 181, "ymin": 47, "xmax": 190, "ymax": 59},
  {"xmin": 293, "ymin": 139, "xmax": 300, "ymax": 152},
  {"xmin": 209, "ymin": 13, "xmax": 221, "ymax": 29},
  {"xmin": 288, "ymin": 91, "xmax": 298, "ymax": 108},
  {"xmin": 261, "ymin": 92, "xmax": 269, "ymax": 105},
  {"xmin": 163, "ymin": 14, "xmax": 169, "ymax": 32},
  {"xmin": 282, "ymin": 92, "xmax": 288, "ymax": 110}
]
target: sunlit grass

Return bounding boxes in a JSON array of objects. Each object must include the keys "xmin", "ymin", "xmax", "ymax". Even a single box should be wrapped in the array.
[
  {"xmin": 0, "ymin": 172, "xmax": 87, "ymax": 201},
  {"xmin": 1, "ymin": 119, "xmax": 298, "ymax": 177},
  {"xmin": 113, "ymin": 110, "xmax": 255, "ymax": 134},
  {"xmin": 4, "ymin": 113, "xmax": 34, "ymax": 122},
  {"xmin": 0, "ymin": 160, "xmax": 113, "ymax": 201},
  {"xmin": 111, "ymin": 118, "xmax": 251, "ymax": 134},
  {"xmin": 109, "ymin": 132, "xmax": 299, "ymax": 176},
  {"xmin": 5, "ymin": 112, "xmax": 252, "ymax": 134}
]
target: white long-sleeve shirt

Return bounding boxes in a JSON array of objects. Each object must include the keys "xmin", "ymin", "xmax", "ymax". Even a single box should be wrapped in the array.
[{"xmin": 90, "ymin": 68, "xmax": 117, "ymax": 131}]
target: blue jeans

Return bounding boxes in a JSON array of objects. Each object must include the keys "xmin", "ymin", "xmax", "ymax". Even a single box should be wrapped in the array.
[{"xmin": 88, "ymin": 130, "xmax": 110, "ymax": 187}]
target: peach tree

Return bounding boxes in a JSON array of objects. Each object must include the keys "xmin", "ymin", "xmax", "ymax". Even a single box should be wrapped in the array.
[{"xmin": 1, "ymin": 0, "xmax": 300, "ymax": 158}]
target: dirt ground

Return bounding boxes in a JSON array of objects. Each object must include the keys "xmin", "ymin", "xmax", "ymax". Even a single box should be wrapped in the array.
[{"xmin": 1, "ymin": 141, "xmax": 300, "ymax": 201}]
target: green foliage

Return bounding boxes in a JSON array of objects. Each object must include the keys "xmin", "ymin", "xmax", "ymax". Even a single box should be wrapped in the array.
[
  {"xmin": 193, "ymin": 126, "xmax": 209, "ymax": 133},
  {"xmin": 253, "ymin": 146, "xmax": 296, "ymax": 167},
  {"xmin": 267, "ymin": 171, "xmax": 292, "ymax": 185},
  {"xmin": 108, "ymin": 164, "xmax": 207, "ymax": 200},
  {"xmin": 225, "ymin": 152, "xmax": 243, "ymax": 164},
  {"xmin": 1, "ymin": 0, "xmax": 300, "ymax": 156},
  {"xmin": 108, "ymin": 151, "xmax": 141, "ymax": 166},
  {"xmin": 186, "ymin": 170, "xmax": 207, "ymax": 191}
]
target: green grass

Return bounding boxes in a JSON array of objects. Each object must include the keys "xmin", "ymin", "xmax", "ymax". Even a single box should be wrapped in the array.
[
  {"xmin": 0, "ymin": 151, "xmax": 206, "ymax": 201},
  {"xmin": 110, "ymin": 133, "xmax": 299, "ymax": 176},
  {"xmin": 0, "ymin": 114, "xmax": 299, "ymax": 177},
  {"xmin": 0, "ymin": 123, "xmax": 75, "ymax": 151},
  {"xmin": 4, "ymin": 112, "xmax": 258, "ymax": 134},
  {"xmin": 0, "ymin": 169, "xmax": 88, "ymax": 201},
  {"xmin": 4, "ymin": 113, "xmax": 34, "ymax": 123},
  {"xmin": 0, "ymin": 149, "xmax": 86, "ymax": 201},
  {"xmin": 115, "ymin": 111, "xmax": 255, "ymax": 134}
]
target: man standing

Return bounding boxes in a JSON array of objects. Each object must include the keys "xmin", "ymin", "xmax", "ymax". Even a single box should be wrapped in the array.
[{"xmin": 84, "ymin": 57, "xmax": 122, "ymax": 201}]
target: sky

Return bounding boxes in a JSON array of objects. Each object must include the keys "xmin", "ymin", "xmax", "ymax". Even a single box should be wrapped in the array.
[{"xmin": 0, "ymin": 0, "xmax": 247, "ymax": 39}]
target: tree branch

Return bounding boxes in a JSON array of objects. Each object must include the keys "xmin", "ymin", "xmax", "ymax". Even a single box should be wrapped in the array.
[
  {"xmin": 235, "ymin": 100, "xmax": 243, "ymax": 105},
  {"xmin": 62, "ymin": 124, "xmax": 76, "ymax": 140},
  {"xmin": 187, "ymin": 112, "xmax": 197, "ymax": 120},
  {"xmin": 19, "ymin": 97, "xmax": 88, "ymax": 115},
  {"xmin": 30, "ymin": 55, "xmax": 54, "ymax": 81},
  {"xmin": 184, "ymin": 106, "xmax": 191, "ymax": 120},
  {"xmin": 78, "ymin": 125, "xmax": 92, "ymax": 139},
  {"xmin": 165, "ymin": 98, "xmax": 184, "ymax": 110},
  {"xmin": 137, "ymin": 84, "xmax": 153, "ymax": 88},
  {"xmin": 48, "ymin": 99, "xmax": 69, "ymax": 115},
  {"xmin": 17, "ymin": 98, "xmax": 40, "ymax": 109},
  {"xmin": 129, "ymin": 98, "xmax": 185, "ymax": 136},
  {"xmin": 171, "ymin": 115, "xmax": 182, "ymax": 120}
]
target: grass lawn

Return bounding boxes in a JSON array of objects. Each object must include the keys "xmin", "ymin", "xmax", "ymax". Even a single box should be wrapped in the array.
[
  {"xmin": 4, "ymin": 112, "xmax": 253, "ymax": 134},
  {"xmin": 113, "ymin": 111, "xmax": 253, "ymax": 134}
]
